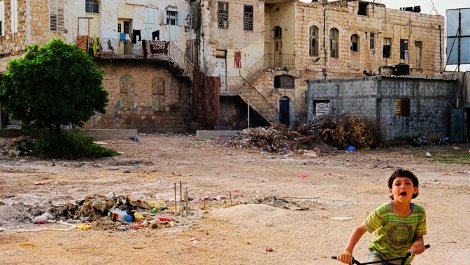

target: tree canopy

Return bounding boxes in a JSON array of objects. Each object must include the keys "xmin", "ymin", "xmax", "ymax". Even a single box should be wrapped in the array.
[{"xmin": 0, "ymin": 39, "xmax": 108, "ymax": 135}]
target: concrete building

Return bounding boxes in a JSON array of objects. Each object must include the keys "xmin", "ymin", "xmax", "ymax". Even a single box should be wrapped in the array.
[{"xmin": 306, "ymin": 76, "xmax": 458, "ymax": 140}]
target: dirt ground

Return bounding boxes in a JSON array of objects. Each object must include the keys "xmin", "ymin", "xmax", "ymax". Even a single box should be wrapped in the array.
[{"xmin": 0, "ymin": 134, "xmax": 469, "ymax": 265}]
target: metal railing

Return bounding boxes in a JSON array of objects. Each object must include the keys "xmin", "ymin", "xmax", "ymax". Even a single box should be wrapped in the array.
[
  {"xmin": 264, "ymin": 53, "xmax": 295, "ymax": 69},
  {"xmin": 168, "ymin": 42, "xmax": 194, "ymax": 80},
  {"xmin": 95, "ymin": 38, "xmax": 144, "ymax": 58}
]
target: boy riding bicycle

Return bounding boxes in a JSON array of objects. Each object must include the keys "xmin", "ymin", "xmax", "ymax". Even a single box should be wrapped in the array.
[{"xmin": 337, "ymin": 169, "xmax": 427, "ymax": 265}]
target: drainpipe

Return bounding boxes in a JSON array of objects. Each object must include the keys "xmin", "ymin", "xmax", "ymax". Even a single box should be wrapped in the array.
[{"xmin": 438, "ymin": 25, "xmax": 443, "ymax": 72}]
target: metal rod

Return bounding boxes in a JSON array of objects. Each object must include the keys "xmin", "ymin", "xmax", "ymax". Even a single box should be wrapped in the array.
[
  {"xmin": 185, "ymin": 187, "xmax": 189, "ymax": 215},
  {"xmin": 179, "ymin": 181, "xmax": 183, "ymax": 216},
  {"xmin": 174, "ymin": 182, "xmax": 177, "ymax": 213}
]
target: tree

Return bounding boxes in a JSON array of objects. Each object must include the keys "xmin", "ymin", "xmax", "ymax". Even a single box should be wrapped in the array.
[{"xmin": 0, "ymin": 39, "xmax": 108, "ymax": 136}]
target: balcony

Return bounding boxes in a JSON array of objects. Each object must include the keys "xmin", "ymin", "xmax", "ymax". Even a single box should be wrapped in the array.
[{"xmin": 75, "ymin": 36, "xmax": 169, "ymax": 60}]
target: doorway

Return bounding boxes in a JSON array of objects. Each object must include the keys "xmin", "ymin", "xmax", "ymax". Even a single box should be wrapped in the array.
[{"xmin": 279, "ymin": 96, "xmax": 290, "ymax": 127}]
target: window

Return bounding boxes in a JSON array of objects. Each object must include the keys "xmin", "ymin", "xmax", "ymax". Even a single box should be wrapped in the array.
[
  {"xmin": 167, "ymin": 10, "xmax": 178, "ymax": 26},
  {"xmin": 358, "ymin": 2, "xmax": 369, "ymax": 16},
  {"xmin": 274, "ymin": 26, "xmax": 282, "ymax": 52},
  {"xmin": 395, "ymin": 98, "xmax": 410, "ymax": 117},
  {"xmin": 400, "ymin": 39, "xmax": 408, "ymax": 61},
  {"xmin": 85, "ymin": 0, "xmax": 99, "ymax": 13},
  {"xmin": 383, "ymin": 38, "xmax": 391, "ymax": 58},
  {"xmin": 120, "ymin": 75, "xmax": 134, "ymax": 110},
  {"xmin": 351, "ymin": 34, "xmax": 359, "ymax": 52},
  {"xmin": 309, "ymin": 26, "xmax": 318, "ymax": 56},
  {"xmin": 415, "ymin": 41, "xmax": 422, "ymax": 69},
  {"xmin": 314, "ymin": 100, "xmax": 331, "ymax": 118},
  {"xmin": 370, "ymin": 33, "xmax": 375, "ymax": 50},
  {"xmin": 243, "ymin": 5, "xmax": 253, "ymax": 31},
  {"xmin": 274, "ymin": 75, "xmax": 294, "ymax": 89},
  {"xmin": 152, "ymin": 78, "xmax": 165, "ymax": 111},
  {"xmin": 10, "ymin": 0, "xmax": 17, "ymax": 33},
  {"xmin": 330, "ymin": 28, "xmax": 339, "ymax": 58},
  {"xmin": 0, "ymin": 1, "xmax": 4, "ymax": 36},
  {"xmin": 50, "ymin": 0, "xmax": 65, "ymax": 32},
  {"xmin": 218, "ymin": 2, "xmax": 228, "ymax": 29}
]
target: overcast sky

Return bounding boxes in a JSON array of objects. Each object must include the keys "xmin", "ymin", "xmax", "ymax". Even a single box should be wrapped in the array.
[{"xmin": 376, "ymin": 0, "xmax": 468, "ymax": 16}]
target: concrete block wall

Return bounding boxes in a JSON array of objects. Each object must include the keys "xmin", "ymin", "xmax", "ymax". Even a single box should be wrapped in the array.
[{"xmin": 307, "ymin": 77, "xmax": 457, "ymax": 140}]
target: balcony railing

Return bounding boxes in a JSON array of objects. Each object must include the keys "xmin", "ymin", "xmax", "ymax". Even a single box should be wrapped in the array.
[{"xmin": 264, "ymin": 53, "xmax": 295, "ymax": 69}]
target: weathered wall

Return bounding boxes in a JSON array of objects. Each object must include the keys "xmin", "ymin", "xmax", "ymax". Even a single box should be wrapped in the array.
[
  {"xmin": 307, "ymin": 77, "xmax": 457, "ymax": 140},
  {"xmin": 84, "ymin": 60, "xmax": 191, "ymax": 133}
]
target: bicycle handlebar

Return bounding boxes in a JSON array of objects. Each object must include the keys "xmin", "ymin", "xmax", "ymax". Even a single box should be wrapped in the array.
[{"xmin": 331, "ymin": 244, "xmax": 430, "ymax": 265}]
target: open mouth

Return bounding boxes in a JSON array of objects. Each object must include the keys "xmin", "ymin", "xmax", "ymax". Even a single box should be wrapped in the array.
[{"xmin": 399, "ymin": 191, "xmax": 407, "ymax": 196}]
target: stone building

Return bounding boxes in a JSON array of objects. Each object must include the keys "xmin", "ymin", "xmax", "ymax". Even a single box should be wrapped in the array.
[
  {"xmin": 199, "ymin": 0, "xmax": 446, "ymax": 128},
  {"xmin": 0, "ymin": 0, "xmax": 203, "ymax": 133},
  {"xmin": 0, "ymin": 0, "xmax": 450, "ymax": 133}
]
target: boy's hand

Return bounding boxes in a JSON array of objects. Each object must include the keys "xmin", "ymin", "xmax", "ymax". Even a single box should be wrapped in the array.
[
  {"xmin": 410, "ymin": 240, "xmax": 425, "ymax": 255},
  {"xmin": 338, "ymin": 250, "xmax": 352, "ymax": 264}
]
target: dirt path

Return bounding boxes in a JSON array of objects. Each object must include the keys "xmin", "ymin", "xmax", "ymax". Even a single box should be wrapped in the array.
[{"xmin": 0, "ymin": 135, "xmax": 469, "ymax": 264}]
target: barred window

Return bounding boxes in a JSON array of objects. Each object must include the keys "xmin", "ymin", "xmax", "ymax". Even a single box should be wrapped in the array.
[
  {"xmin": 50, "ymin": 0, "xmax": 65, "ymax": 32},
  {"xmin": 218, "ymin": 2, "xmax": 228, "ymax": 29},
  {"xmin": 243, "ymin": 5, "xmax": 253, "ymax": 31},
  {"xmin": 85, "ymin": 0, "xmax": 99, "ymax": 14},
  {"xmin": 274, "ymin": 75, "xmax": 294, "ymax": 89}
]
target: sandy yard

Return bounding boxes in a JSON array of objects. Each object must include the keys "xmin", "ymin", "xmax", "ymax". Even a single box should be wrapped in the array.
[{"xmin": 0, "ymin": 134, "xmax": 469, "ymax": 265}]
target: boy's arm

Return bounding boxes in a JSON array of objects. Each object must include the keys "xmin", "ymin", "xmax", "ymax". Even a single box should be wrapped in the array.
[
  {"xmin": 410, "ymin": 236, "xmax": 425, "ymax": 255},
  {"xmin": 338, "ymin": 225, "xmax": 367, "ymax": 264}
]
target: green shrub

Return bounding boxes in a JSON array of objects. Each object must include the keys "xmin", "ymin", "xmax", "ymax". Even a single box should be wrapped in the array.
[{"xmin": 30, "ymin": 130, "xmax": 118, "ymax": 159}]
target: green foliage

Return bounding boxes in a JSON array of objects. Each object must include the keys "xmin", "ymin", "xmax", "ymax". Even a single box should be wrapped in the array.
[
  {"xmin": 320, "ymin": 114, "xmax": 383, "ymax": 150},
  {"xmin": 0, "ymin": 39, "xmax": 108, "ymax": 135},
  {"xmin": 431, "ymin": 150, "xmax": 470, "ymax": 164},
  {"xmin": 29, "ymin": 129, "xmax": 118, "ymax": 159}
]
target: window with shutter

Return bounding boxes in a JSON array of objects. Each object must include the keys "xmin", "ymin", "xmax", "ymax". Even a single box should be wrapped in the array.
[{"xmin": 50, "ymin": 0, "xmax": 65, "ymax": 32}]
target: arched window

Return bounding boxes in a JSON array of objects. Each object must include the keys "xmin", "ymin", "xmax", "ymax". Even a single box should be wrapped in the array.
[
  {"xmin": 309, "ymin": 26, "xmax": 319, "ymax": 56},
  {"xmin": 85, "ymin": 0, "xmax": 99, "ymax": 13},
  {"xmin": 274, "ymin": 75, "xmax": 294, "ymax": 89},
  {"xmin": 351, "ymin": 34, "xmax": 360, "ymax": 51},
  {"xmin": 151, "ymin": 78, "xmax": 165, "ymax": 111},
  {"xmin": 120, "ymin": 75, "xmax": 134, "ymax": 110},
  {"xmin": 330, "ymin": 28, "xmax": 339, "ymax": 58}
]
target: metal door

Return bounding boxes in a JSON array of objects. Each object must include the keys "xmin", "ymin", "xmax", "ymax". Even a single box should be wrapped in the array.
[
  {"xmin": 215, "ymin": 58, "xmax": 227, "ymax": 93},
  {"xmin": 279, "ymin": 97, "xmax": 290, "ymax": 126}
]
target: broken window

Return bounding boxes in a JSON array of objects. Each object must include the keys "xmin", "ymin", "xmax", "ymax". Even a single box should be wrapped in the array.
[
  {"xmin": 314, "ymin": 100, "xmax": 331, "ymax": 118},
  {"xmin": 330, "ymin": 28, "xmax": 339, "ymax": 58},
  {"xmin": 395, "ymin": 98, "xmax": 410, "ymax": 117},
  {"xmin": 351, "ymin": 34, "xmax": 360, "ymax": 52},
  {"xmin": 120, "ymin": 75, "xmax": 134, "ymax": 111},
  {"xmin": 243, "ymin": 5, "xmax": 253, "ymax": 31},
  {"xmin": 309, "ymin": 26, "xmax": 319, "ymax": 56},
  {"xmin": 383, "ymin": 38, "xmax": 391, "ymax": 58},
  {"xmin": 152, "ymin": 78, "xmax": 165, "ymax": 111},
  {"xmin": 274, "ymin": 75, "xmax": 294, "ymax": 89},
  {"xmin": 166, "ymin": 10, "xmax": 178, "ymax": 26},
  {"xmin": 218, "ymin": 2, "xmax": 229, "ymax": 29},
  {"xmin": 415, "ymin": 41, "xmax": 422, "ymax": 69},
  {"xmin": 0, "ymin": 1, "xmax": 4, "ymax": 36},
  {"xmin": 358, "ymin": 2, "xmax": 369, "ymax": 16},
  {"xmin": 400, "ymin": 39, "xmax": 408, "ymax": 61},
  {"xmin": 274, "ymin": 26, "xmax": 282, "ymax": 52},
  {"xmin": 50, "ymin": 0, "xmax": 64, "ymax": 32},
  {"xmin": 85, "ymin": 0, "xmax": 99, "ymax": 14},
  {"xmin": 370, "ymin": 32, "xmax": 375, "ymax": 50}
]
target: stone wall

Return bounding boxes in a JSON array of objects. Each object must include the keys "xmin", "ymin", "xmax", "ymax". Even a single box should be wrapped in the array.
[
  {"xmin": 84, "ymin": 60, "xmax": 191, "ymax": 133},
  {"xmin": 307, "ymin": 77, "xmax": 457, "ymax": 140}
]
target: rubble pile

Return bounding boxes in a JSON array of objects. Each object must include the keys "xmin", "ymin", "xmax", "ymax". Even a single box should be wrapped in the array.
[{"xmin": 225, "ymin": 123, "xmax": 332, "ymax": 154}]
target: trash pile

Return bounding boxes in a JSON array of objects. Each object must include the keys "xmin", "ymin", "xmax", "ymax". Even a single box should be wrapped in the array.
[
  {"xmin": 224, "ymin": 123, "xmax": 335, "ymax": 155},
  {"xmin": 29, "ymin": 192, "xmax": 190, "ymax": 231}
]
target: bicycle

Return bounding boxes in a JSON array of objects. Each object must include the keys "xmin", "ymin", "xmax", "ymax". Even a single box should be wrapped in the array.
[{"xmin": 331, "ymin": 244, "xmax": 430, "ymax": 265}]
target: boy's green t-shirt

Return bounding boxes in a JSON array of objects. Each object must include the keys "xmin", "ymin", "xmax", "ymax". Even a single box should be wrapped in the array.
[{"xmin": 362, "ymin": 202, "xmax": 427, "ymax": 265}]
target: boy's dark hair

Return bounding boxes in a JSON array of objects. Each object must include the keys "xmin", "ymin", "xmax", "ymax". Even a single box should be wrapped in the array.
[{"xmin": 388, "ymin": 169, "xmax": 419, "ymax": 199}]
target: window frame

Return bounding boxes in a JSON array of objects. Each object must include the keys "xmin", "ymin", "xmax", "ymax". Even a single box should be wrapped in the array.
[
  {"xmin": 243, "ymin": 5, "xmax": 253, "ymax": 31},
  {"xmin": 309, "ymin": 26, "xmax": 319, "ymax": 56},
  {"xmin": 351, "ymin": 34, "xmax": 360, "ymax": 52},
  {"xmin": 85, "ymin": 0, "xmax": 99, "ymax": 14},
  {"xmin": 330, "ymin": 28, "xmax": 339, "ymax": 58},
  {"xmin": 50, "ymin": 0, "xmax": 65, "ymax": 32},
  {"xmin": 218, "ymin": 2, "xmax": 229, "ymax": 29},
  {"xmin": 395, "ymin": 98, "xmax": 411, "ymax": 117},
  {"xmin": 167, "ymin": 10, "xmax": 178, "ymax": 26},
  {"xmin": 370, "ymin": 32, "xmax": 375, "ymax": 50},
  {"xmin": 274, "ymin": 75, "xmax": 295, "ymax": 89},
  {"xmin": 383, "ymin": 37, "xmax": 392, "ymax": 58}
]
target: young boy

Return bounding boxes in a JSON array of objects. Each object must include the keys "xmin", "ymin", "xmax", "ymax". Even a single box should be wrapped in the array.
[{"xmin": 338, "ymin": 169, "xmax": 427, "ymax": 265}]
